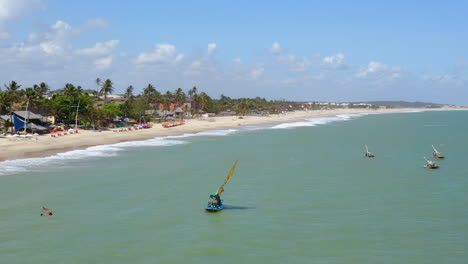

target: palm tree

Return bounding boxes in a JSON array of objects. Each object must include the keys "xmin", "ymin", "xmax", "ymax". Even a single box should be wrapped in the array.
[
  {"xmin": 125, "ymin": 85, "xmax": 134, "ymax": 99},
  {"xmin": 95, "ymin": 77, "xmax": 101, "ymax": 90},
  {"xmin": 197, "ymin": 92, "xmax": 211, "ymax": 112},
  {"xmin": 21, "ymin": 88, "xmax": 39, "ymax": 108},
  {"xmin": 174, "ymin": 88, "xmax": 187, "ymax": 107},
  {"xmin": 0, "ymin": 91, "xmax": 13, "ymax": 115},
  {"xmin": 64, "ymin": 83, "xmax": 79, "ymax": 97},
  {"xmin": 143, "ymin": 84, "xmax": 156, "ymax": 97},
  {"xmin": 188, "ymin": 86, "xmax": 198, "ymax": 99},
  {"xmin": 100, "ymin": 79, "xmax": 114, "ymax": 104},
  {"xmin": 143, "ymin": 84, "xmax": 161, "ymax": 107},
  {"xmin": 188, "ymin": 86, "xmax": 199, "ymax": 113},
  {"xmin": 4, "ymin": 81, "xmax": 22, "ymax": 102},
  {"xmin": 161, "ymin": 94, "xmax": 170, "ymax": 111},
  {"xmin": 33, "ymin": 82, "xmax": 49, "ymax": 99}
]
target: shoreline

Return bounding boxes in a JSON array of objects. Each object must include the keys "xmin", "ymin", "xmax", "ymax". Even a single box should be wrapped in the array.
[{"xmin": 1, "ymin": 107, "xmax": 466, "ymax": 162}]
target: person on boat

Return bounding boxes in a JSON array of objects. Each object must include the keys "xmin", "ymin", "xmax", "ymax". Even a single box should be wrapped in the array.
[
  {"xmin": 209, "ymin": 194, "xmax": 222, "ymax": 206},
  {"xmin": 40, "ymin": 206, "xmax": 53, "ymax": 216},
  {"xmin": 40, "ymin": 211, "xmax": 53, "ymax": 216}
]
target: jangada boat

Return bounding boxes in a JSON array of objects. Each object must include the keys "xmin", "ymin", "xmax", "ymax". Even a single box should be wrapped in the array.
[
  {"xmin": 162, "ymin": 120, "xmax": 185, "ymax": 128},
  {"xmin": 424, "ymin": 157, "xmax": 439, "ymax": 169},
  {"xmin": 432, "ymin": 145, "xmax": 445, "ymax": 159},
  {"xmin": 206, "ymin": 160, "xmax": 238, "ymax": 212},
  {"xmin": 364, "ymin": 145, "xmax": 375, "ymax": 158}
]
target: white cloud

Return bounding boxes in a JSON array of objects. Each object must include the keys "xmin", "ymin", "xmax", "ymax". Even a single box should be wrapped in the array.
[
  {"xmin": 356, "ymin": 61, "xmax": 402, "ymax": 79},
  {"xmin": 207, "ymin": 43, "xmax": 217, "ymax": 55},
  {"xmin": 0, "ymin": 0, "xmax": 43, "ymax": 39},
  {"xmin": 250, "ymin": 67, "xmax": 264, "ymax": 79},
  {"xmin": 421, "ymin": 74, "xmax": 464, "ymax": 85},
  {"xmin": 322, "ymin": 53, "xmax": 347, "ymax": 69},
  {"xmin": 76, "ymin": 40, "xmax": 119, "ymax": 56},
  {"xmin": 269, "ymin": 42, "xmax": 283, "ymax": 54},
  {"xmin": 94, "ymin": 56, "xmax": 113, "ymax": 70},
  {"xmin": 0, "ymin": 19, "xmax": 75, "ymax": 62},
  {"xmin": 134, "ymin": 44, "xmax": 184, "ymax": 65}
]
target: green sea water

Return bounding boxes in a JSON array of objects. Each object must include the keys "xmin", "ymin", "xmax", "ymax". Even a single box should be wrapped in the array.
[{"xmin": 1, "ymin": 110, "xmax": 467, "ymax": 264}]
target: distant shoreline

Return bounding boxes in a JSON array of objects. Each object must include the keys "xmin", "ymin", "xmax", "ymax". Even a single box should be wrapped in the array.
[{"xmin": 1, "ymin": 107, "xmax": 467, "ymax": 162}]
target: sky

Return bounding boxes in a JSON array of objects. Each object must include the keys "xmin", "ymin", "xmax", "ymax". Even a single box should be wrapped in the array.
[{"xmin": 0, "ymin": 0, "xmax": 467, "ymax": 104}]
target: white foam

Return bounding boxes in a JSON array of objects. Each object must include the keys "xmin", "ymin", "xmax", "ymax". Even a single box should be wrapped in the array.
[
  {"xmin": 192, "ymin": 129, "xmax": 238, "ymax": 137},
  {"xmin": 271, "ymin": 113, "xmax": 369, "ymax": 129},
  {"xmin": 0, "ymin": 136, "xmax": 188, "ymax": 176},
  {"xmin": 401, "ymin": 110, "xmax": 425, "ymax": 113}
]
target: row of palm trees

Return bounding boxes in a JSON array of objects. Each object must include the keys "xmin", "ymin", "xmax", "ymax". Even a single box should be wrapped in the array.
[{"xmin": 0, "ymin": 79, "xmax": 302, "ymax": 130}]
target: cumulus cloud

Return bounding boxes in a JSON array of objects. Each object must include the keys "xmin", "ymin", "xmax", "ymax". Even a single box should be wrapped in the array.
[
  {"xmin": 134, "ymin": 44, "xmax": 184, "ymax": 65},
  {"xmin": 356, "ymin": 61, "xmax": 402, "ymax": 79},
  {"xmin": 94, "ymin": 56, "xmax": 113, "ymax": 70},
  {"xmin": 76, "ymin": 40, "xmax": 119, "ymax": 56},
  {"xmin": 207, "ymin": 43, "xmax": 217, "ymax": 55},
  {"xmin": 250, "ymin": 67, "xmax": 264, "ymax": 79},
  {"xmin": 269, "ymin": 42, "xmax": 283, "ymax": 54},
  {"xmin": 322, "ymin": 53, "xmax": 347, "ymax": 69},
  {"xmin": 0, "ymin": 0, "xmax": 43, "ymax": 39},
  {"xmin": 277, "ymin": 54, "xmax": 314, "ymax": 72},
  {"xmin": 0, "ymin": 19, "xmax": 75, "ymax": 64}
]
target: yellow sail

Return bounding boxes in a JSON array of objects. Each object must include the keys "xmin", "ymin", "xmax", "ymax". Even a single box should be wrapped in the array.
[
  {"xmin": 215, "ymin": 160, "xmax": 238, "ymax": 195},
  {"xmin": 224, "ymin": 160, "xmax": 238, "ymax": 185}
]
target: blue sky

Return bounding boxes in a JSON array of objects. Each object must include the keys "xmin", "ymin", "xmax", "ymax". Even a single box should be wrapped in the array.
[{"xmin": 1, "ymin": 0, "xmax": 467, "ymax": 104}]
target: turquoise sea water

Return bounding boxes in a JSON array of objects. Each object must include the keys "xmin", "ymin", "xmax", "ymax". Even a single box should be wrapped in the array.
[{"xmin": 1, "ymin": 110, "xmax": 467, "ymax": 264}]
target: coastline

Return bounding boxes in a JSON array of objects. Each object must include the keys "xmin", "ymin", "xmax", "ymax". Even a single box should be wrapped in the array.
[{"xmin": 0, "ymin": 107, "xmax": 466, "ymax": 162}]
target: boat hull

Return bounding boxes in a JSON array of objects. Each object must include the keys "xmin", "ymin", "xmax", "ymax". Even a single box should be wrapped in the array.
[
  {"xmin": 206, "ymin": 204, "xmax": 224, "ymax": 212},
  {"xmin": 425, "ymin": 165, "xmax": 439, "ymax": 169}
]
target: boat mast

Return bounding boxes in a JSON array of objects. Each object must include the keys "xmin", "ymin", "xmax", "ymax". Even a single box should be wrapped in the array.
[
  {"xmin": 71, "ymin": 100, "xmax": 80, "ymax": 129},
  {"xmin": 23, "ymin": 100, "xmax": 30, "ymax": 135}
]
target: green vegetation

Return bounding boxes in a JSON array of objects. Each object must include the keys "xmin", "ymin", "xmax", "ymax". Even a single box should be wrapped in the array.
[
  {"xmin": 2, "ymin": 79, "xmax": 439, "ymax": 130},
  {"xmin": 0, "ymin": 80, "xmax": 304, "ymax": 129}
]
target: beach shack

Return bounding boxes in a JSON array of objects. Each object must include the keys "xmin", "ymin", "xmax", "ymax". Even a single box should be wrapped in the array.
[
  {"xmin": 1, "ymin": 111, "xmax": 50, "ymax": 134},
  {"xmin": 174, "ymin": 107, "xmax": 185, "ymax": 120}
]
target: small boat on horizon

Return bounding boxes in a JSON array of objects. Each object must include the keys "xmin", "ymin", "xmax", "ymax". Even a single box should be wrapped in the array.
[
  {"xmin": 432, "ymin": 145, "xmax": 445, "ymax": 159},
  {"xmin": 424, "ymin": 157, "xmax": 439, "ymax": 169},
  {"xmin": 206, "ymin": 160, "xmax": 238, "ymax": 212},
  {"xmin": 364, "ymin": 145, "xmax": 375, "ymax": 158}
]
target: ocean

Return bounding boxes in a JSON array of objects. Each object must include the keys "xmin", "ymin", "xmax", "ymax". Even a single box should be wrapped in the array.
[{"xmin": 1, "ymin": 110, "xmax": 467, "ymax": 264}]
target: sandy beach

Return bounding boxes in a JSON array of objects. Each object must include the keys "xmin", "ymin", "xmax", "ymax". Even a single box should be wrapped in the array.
[{"xmin": 0, "ymin": 107, "xmax": 466, "ymax": 162}]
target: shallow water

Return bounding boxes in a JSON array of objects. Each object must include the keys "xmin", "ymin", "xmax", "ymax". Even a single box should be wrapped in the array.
[{"xmin": 1, "ymin": 111, "xmax": 467, "ymax": 264}]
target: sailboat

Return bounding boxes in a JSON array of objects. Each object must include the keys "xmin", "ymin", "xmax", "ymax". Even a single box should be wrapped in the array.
[
  {"xmin": 206, "ymin": 160, "xmax": 238, "ymax": 212},
  {"xmin": 424, "ymin": 157, "xmax": 439, "ymax": 169},
  {"xmin": 432, "ymin": 145, "xmax": 444, "ymax": 159},
  {"xmin": 364, "ymin": 145, "xmax": 375, "ymax": 158}
]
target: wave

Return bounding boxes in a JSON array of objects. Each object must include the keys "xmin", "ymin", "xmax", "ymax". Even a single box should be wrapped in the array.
[
  {"xmin": 0, "ymin": 128, "xmax": 242, "ymax": 176},
  {"xmin": 0, "ymin": 137, "xmax": 188, "ymax": 176},
  {"xmin": 271, "ymin": 113, "xmax": 370, "ymax": 129},
  {"xmin": 0, "ymin": 112, "xmax": 400, "ymax": 176}
]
